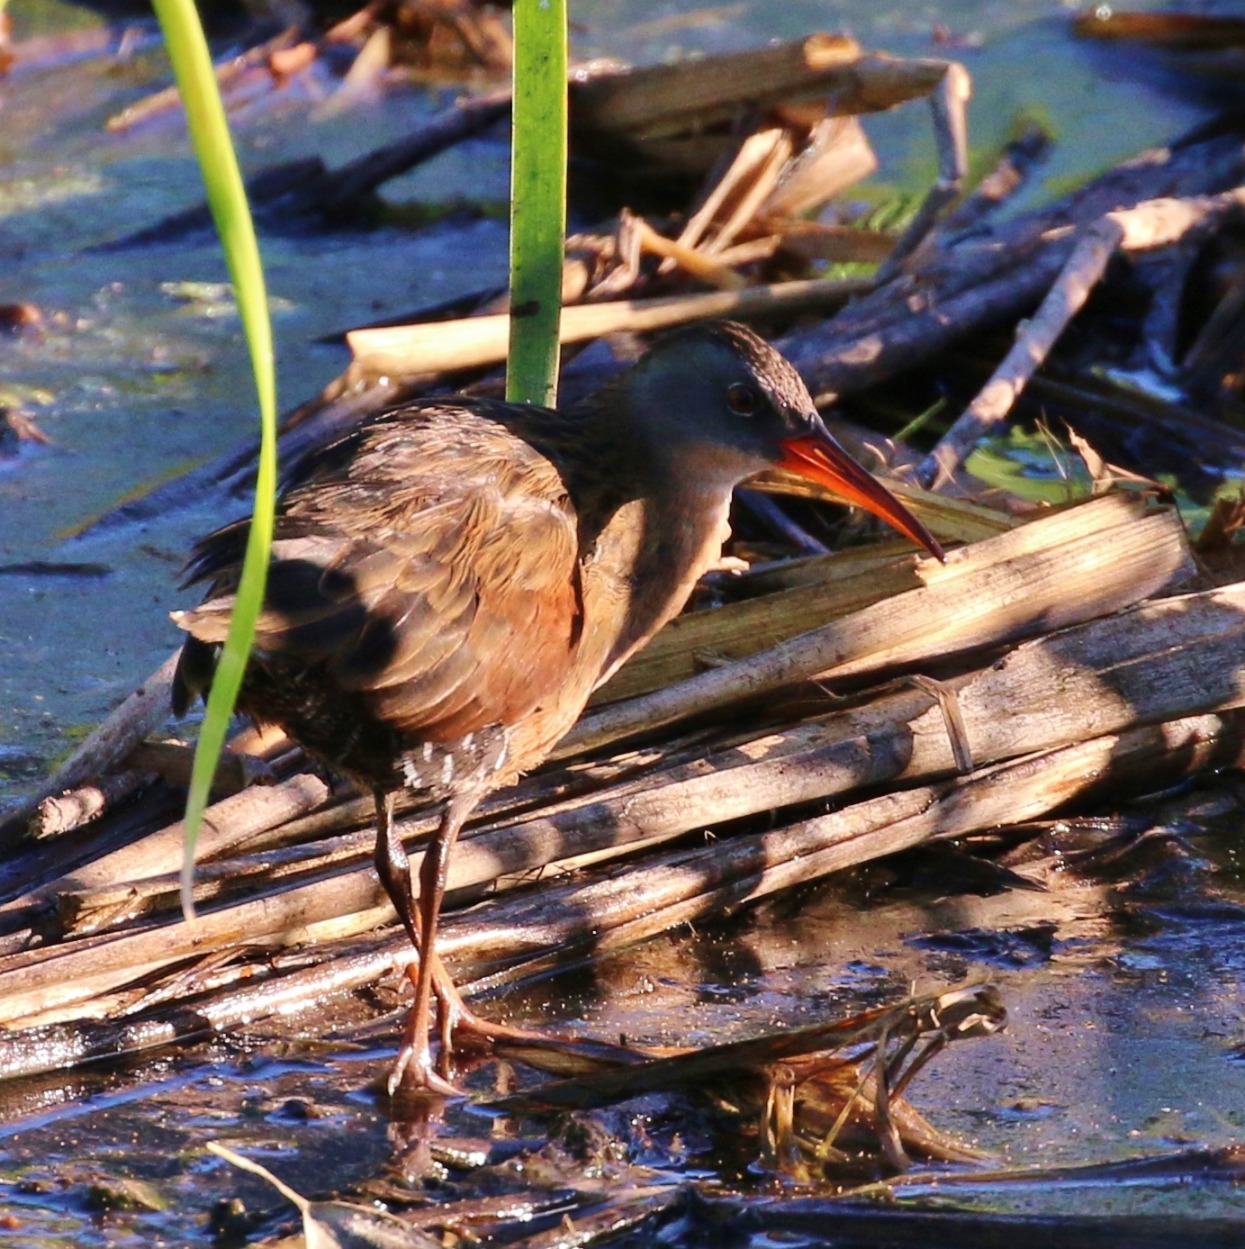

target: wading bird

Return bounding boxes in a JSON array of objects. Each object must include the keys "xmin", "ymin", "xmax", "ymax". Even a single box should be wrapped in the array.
[{"xmin": 173, "ymin": 321, "xmax": 943, "ymax": 1094}]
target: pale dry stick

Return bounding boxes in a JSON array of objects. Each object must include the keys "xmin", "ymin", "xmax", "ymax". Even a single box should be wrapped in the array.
[
  {"xmin": 696, "ymin": 131, "xmax": 796, "ymax": 258},
  {"xmin": 759, "ymin": 116, "xmax": 879, "ymax": 219},
  {"xmin": 346, "ymin": 276, "xmax": 870, "ymax": 377},
  {"xmin": 20, "ymin": 720, "xmax": 281, "ymax": 843},
  {"xmin": 569, "ymin": 38, "xmax": 956, "ymax": 137},
  {"xmin": 907, "ymin": 675, "xmax": 972, "ymax": 773},
  {"xmin": 707, "ymin": 161, "xmax": 793, "ymax": 260},
  {"xmin": 872, "ymin": 61, "xmax": 971, "ymax": 283},
  {"xmin": 628, "ymin": 216, "xmax": 749, "ymax": 291},
  {"xmin": 919, "ymin": 219, "xmax": 1118, "ymax": 490},
  {"xmin": 668, "ymin": 127, "xmax": 792, "ymax": 261},
  {"xmin": 33, "ymin": 773, "xmax": 330, "ymax": 902},
  {"xmin": 920, "ymin": 186, "xmax": 1245, "ymax": 489},
  {"xmin": 702, "ymin": 235, "xmax": 784, "ymax": 270},
  {"xmin": 905, "ymin": 582, "xmax": 1245, "ymax": 769},
  {"xmin": 563, "ymin": 496, "xmax": 1192, "ymax": 756},
  {"xmin": 30, "ymin": 772, "xmax": 157, "ymax": 840}
]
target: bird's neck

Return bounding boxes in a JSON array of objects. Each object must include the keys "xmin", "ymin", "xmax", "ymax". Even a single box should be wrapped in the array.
[
  {"xmin": 553, "ymin": 376, "xmax": 752, "ymax": 689},
  {"xmin": 582, "ymin": 456, "xmax": 737, "ymax": 687}
]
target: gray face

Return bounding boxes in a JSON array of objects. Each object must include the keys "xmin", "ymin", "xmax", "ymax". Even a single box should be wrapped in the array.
[{"xmin": 628, "ymin": 320, "xmax": 827, "ymax": 472}]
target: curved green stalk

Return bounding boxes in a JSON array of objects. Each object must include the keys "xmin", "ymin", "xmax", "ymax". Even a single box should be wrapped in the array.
[
  {"xmin": 506, "ymin": 0, "xmax": 568, "ymax": 407},
  {"xmin": 151, "ymin": 0, "xmax": 277, "ymax": 921}
]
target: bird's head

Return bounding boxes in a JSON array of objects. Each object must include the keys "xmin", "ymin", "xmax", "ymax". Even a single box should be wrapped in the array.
[{"xmin": 625, "ymin": 320, "xmax": 944, "ymax": 559}]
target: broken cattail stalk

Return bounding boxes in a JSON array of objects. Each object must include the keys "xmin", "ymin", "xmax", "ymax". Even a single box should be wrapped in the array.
[
  {"xmin": 29, "ymin": 771, "xmax": 157, "ymax": 840},
  {"xmin": 570, "ymin": 37, "xmax": 954, "ymax": 138}
]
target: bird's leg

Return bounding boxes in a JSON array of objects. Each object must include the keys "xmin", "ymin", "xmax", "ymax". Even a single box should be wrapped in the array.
[
  {"xmin": 372, "ymin": 788, "xmax": 458, "ymax": 1095},
  {"xmin": 372, "ymin": 788, "xmax": 496, "ymax": 1041},
  {"xmin": 388, "ymin": 787, "xmax": 479, "ymax": 1094},
  {"xmin": 373, "ymin": 788, "xmax": 553, "ymax": 1088},
  {"xmin": 373, "ymin": 788, "xmax": 420, "ymax": 947}
]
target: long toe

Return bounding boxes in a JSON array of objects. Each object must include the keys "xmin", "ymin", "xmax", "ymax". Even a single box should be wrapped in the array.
[{"xmin": 452, "ymin": 1013, "xmax": 554, "ymax": 1046}]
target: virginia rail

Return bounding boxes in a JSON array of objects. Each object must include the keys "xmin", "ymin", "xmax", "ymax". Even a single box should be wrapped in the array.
[{"xmin": 172, "ymin": 320, "xmax": 943, "ymax": 1094}]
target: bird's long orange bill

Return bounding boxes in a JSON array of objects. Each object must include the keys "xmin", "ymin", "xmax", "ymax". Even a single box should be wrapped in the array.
[{"xmin": 779, "ymin": 432, "xmax": 945, "ymax": 560}]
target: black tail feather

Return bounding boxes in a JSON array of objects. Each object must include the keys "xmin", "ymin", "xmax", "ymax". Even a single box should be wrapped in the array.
[{"xmin": 171, "ymin": 636, "xmax": 218, "ymax": 717}]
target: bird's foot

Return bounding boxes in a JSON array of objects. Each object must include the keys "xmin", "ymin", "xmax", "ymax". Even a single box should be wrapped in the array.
[
  {"xmin": 388, "ymin": 980, "xmax": 464, "ymax": 1098},
  {"xmin": 387, "ymin": 1039, "xmax": 462, "ymax": 1099},
  {"xmin": 427, "ymin": 959, "xmax": 534, "ymax": 1059},
  {"xmin": 393, "ymin": 958, "xmax": 595, "ymax": 1088}
]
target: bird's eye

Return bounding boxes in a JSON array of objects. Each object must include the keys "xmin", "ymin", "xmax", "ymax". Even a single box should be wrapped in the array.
[{"xmin": 726, "ymin": 383, "xmax": 759, "ymax": 416}]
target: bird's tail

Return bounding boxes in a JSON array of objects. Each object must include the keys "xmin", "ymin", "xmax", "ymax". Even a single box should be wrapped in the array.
[{"xmin": 170, "ymin": 634, "xmax": 219, "ymax": 717}]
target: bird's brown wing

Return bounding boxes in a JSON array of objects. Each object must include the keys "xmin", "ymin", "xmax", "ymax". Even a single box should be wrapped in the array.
[{"xmin": 175, "ymin": 402, "xmax": 584, "ymax": 742}]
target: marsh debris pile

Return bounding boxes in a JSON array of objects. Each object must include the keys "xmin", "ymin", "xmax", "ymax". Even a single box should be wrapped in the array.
[{"xmin": 4, "ymin": 10, "xmax": 1245, "ymax": 1237}]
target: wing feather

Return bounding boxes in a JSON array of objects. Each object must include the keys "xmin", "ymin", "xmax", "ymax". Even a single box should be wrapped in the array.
[{"xmin": 175, "ymin": 400, "xmax": 584, "ymax": 746}]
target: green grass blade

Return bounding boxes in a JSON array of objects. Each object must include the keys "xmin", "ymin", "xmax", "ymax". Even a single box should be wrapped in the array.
[
  {"xmin": 506, "ymin": 0, "xmax": 568, "ymax": 407},
  {"xmin": 151, "ymin": 0, "xmax": 278, "ymax": 921}
]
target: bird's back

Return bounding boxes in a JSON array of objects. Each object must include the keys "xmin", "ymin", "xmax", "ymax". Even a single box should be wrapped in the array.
[{"xmin": 173, "ymin": 397, "xmax": 591, "ymax": 793}]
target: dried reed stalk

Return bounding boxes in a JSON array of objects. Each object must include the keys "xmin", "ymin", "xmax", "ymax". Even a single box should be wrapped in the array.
[
  {"xmin": 570, "ymin": 37, "xmax": 956, "ymax": 138},
  {"xmin": 346, "ymin": 277, "xmax": 869, "ymax": 378}
]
